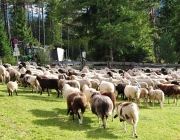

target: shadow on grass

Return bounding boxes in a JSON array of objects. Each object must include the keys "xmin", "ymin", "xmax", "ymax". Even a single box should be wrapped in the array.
[
  {"xmin": 85, "ymin": 127, "xmax": 120, "ymax": 139},
  {"xmin": 30, "ymin": 108, "xmax": 121, "ymax": 139},
  {"xmin": 22, "ymin": 94, "xmax": 64, "ymax": 102},
  {"xmin": 30, "ymin": 107, "xmax": 95, "ymax": 131}
]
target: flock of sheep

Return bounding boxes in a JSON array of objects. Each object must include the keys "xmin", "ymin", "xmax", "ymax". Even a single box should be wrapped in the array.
[{"xmin": 1, "ymin": 61, "xmax": 180, "ymax": 138}]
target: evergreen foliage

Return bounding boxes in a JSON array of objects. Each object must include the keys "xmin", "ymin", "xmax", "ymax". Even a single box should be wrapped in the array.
[
  {"xmin": 1, "ymin": 0, "xmax": 180, "ymax": 64},
  {"xmin": 0, "ymin": 19, "xmax": 15, "ymax": 64}
]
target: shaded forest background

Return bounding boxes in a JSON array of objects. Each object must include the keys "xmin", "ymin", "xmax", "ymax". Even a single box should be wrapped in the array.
[{"xmin": 0, "ymin": 0, "xmax": 180, "ymax": 65}]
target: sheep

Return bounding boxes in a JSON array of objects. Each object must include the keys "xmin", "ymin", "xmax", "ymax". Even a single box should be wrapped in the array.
[
  {"xmin": 58, "ymin": 79, "xmax": 80, "ymax": 92},
  {"xmin": 0, "ymin": 65, "xmax": 7, "ymax": 84},
  {"xmin": 124, "ymin": 85, "xmax": 141, "ymax": 104},
  {"xmin": 19, "ymin": 67, "xmax": 27, "ymax": 74},
  {"xmin": 114, "ymin": 102, "xmax": 139, "ymax": 138},
  {"xmin": 100, "ymin": 90, "xmax": 116, "ymax": 122},
  {"xmin": 7, "ymin": 81, "xmax": 18, "ymax": 96},
  {"xmin": 62, "ymin": 84, "xmax": 80, "ymax": 99},
  {"xmin": 108, "ymin": 77, "xmax": 122, "ymax": 85},
  {"xmin": 36, "ymin": 75, "xmax": 60, "ymax": 97},
  {"xmin": 156, "ymin": 83, "xmax": 180, "ymax": 105},
  {"xmin": 89, "ymin": 92, "xmax": 114, "ymax": 128},
  {"xmin": 115, "ymin": 83, "xmax": 126, "ymax": 99},
  {"xmin": 148, "ymin": 86, "xmax": 165, "ymax": 109},
  {"xmin": 89, "ymin": 79, "xmax": 100, "ymax": 90},
  {"xmin": 139, "ymin": 88, "xmax": 149, "ymax": 106},
  {"xmin": 66, "ymin": 92, "xmax": 87, "ymax": 125},
  {"xmin": 133, "ymin": 79, "xmax": 154, "ymax": 88},
  {"xmin": 77, "ymin": 78, "xmax": 92, "ymax": 91},
  {"xmin": 99, "ymin": 81, "xmax": 115, "ymax": 93},
  {"xmin": 137, "ymin": 82, "xmax": 148, "ymax": 89},
  {"xmin": 6, "ymin": 67, "xmax": 19, "ymax": 81},
  {"xmin": 2, "ymin": 70, "xmax": 10, "ymax": 83},
  {"xmin": 82, "ymin": 84, "xmax": 97, "ymax": 110},
  {"xmin": 22, "ymin": 74, "xmax": 40, "ymax": 93}
]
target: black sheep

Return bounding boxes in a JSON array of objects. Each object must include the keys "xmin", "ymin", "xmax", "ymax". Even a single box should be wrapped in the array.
[
  {"xmin": 36, "ymin": 75, "xmax": 60, "ymax": 97},
  {"xmin": 115, "ymin": 83, "xmax": 126, "ymax": 99}
]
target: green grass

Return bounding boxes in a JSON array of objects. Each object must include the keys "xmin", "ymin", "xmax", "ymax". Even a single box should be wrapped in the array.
[{"xmin": 0, "ymin": 84, "xmax": 180, "ymax": 140}]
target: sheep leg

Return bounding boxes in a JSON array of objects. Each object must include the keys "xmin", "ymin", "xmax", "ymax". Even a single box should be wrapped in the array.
[
  {"xmin": 174, "ymin": 95, "xmax": 179, "ymax": 105},
  {"xmin": 152, "ymin": 100, "xmax": 154, "ymax": 106},
  {"xmin": 67, "ymin": 109, "xmax": 71, "ymax": 115},
  {"xmin": 40, "ymin": 87, "xmax": 44, "ymax": 95},
  {"xmin": 116, "ymin": 93, "xmax": 119, "ymax": 99},
  {"xmin": 145, "ymin": 98, "xmax": 148, "ymax": 106},
  {"xmin": 122, "ymin": 121, "xmax": 127, "ymax": 133},
  {"xmin": 47, "ymin": 89, "xmax": 50, "ymax": 96},
  {"xmin": 168, "ymin": 96, "xmax": 170, "ymax": 104},
  {"xmin": 56, "ymin": 89, "xmax": 60, "ymax": 98},
  {"xmin": 72, "ymin": 113, "xmax": 75, "ymax": 121},
  {"xmin": 137, "ymin": 99, "xmax": 140, "ymax": 104},
  {"xmin": 32, "ymin": 85, "xmax": 36, "ymax": 93},
  {"xmin": 102, "ymin": 116, "xmax": 107, "ymax": 128},
  {"xmin": 87, "ymin": 102, "xmax": 91, "ymax": 110},
  {"xmin": 8, "ymin": 90, "xmax": 11, "ymax": 96},
  {"xmin": 159, "ymin": 101, "xmax": 163, "ymax": 109},
  {"xmin": 132, "ymin": 124, "xmax": 138, "ymax": 138},
  {"xmin": 15, "ymin": 90, "xmax": 18, "ymax": 96},
  {"xmin": 77, "ymin": 112, "xmax": 82, "ymax": 125},
  {"xmin": 112, "ymin": 110, "xmax": 114, "ymax": 122}
]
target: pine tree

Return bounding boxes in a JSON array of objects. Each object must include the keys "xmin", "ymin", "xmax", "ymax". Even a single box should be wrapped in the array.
[{"xmin": 0, "ymin": 19, "xmax": 15, "ymax": 64}]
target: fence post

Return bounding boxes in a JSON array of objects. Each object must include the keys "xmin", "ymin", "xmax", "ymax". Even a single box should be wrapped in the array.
[{"xmin": 107, "ymin": 61, "xmax": 111, "ymax": 69}]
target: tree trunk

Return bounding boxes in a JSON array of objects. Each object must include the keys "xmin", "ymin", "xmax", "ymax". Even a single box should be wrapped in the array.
[
  {"xmin": 42, "ymin": 0, "xmax": 45, "ymax": 47},
  {"xmin": 107, "ymin": 8, "xmax": 113, "ymax": 63},
  {"xmin": 4, "ymin": 2, "xmax": 11, "ymax": 43},
  {"xmin": 38, "ymin": 0, "xmax": 41, "ymax": 43}
]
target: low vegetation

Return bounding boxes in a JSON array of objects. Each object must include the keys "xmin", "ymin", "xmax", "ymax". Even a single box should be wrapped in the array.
[{"xmin": 0, "ymin": 84, "xmax": 180, "ymax": 140}]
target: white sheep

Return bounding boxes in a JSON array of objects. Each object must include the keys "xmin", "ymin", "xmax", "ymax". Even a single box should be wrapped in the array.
[
  {"xmin": 99, "ymin": 81, "xmax": 115, "ymax": 93},
  {"xmin": 89, "ymin": 78, "xmax": 100, "ymax": 90},
  {"xmin": 2, "ymin": 70, "xmax": 10, "ymax": 83},
  {"xmin": 62, "ymin": 84, "xmax": 80, "ymax": 99},
  {"xmin": 58, "ymin": 79, "xmax": 80, "ymax": 95},
  {"xmin": 77, "ymin": 78, "xmax": 92, "ymax": 91},
  {"xmin": 82, "ymin": 84, "xmax": 97, "ymax": 110},
  {"xmin": 108, "ymin": 77, "xmax": 122, "ymax": 85},
  {"xmin": 114, "ymin": 102, "xmax": 139, "ymax": 138},
  {"xmin": 19, "ymin": 67, "xmax": 27, "ymax": 74},
  {"xmin": 148, "ymin": 86, "xmax": 165, "ymax": 109},
  {"xmin": 7, "ymin": 81, "xmax": 18, "ymax": 96},
  {"xmin": 0, "ymin": 65, "xmax": 7, "ymax": 84},
  {"xmin": 124, "ymin": 85, "xmax": 140, "ymax": 103}
]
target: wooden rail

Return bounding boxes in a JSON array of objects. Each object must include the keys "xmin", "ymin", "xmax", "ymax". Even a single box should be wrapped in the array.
[{"xmin": 51, "ymin": 61, "xmax": 180, "ymax": 70}]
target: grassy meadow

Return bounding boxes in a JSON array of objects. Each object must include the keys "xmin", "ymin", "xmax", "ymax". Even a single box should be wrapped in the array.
[{"xmin": 0, "ymin": 83, "xmax": 180, "ymax": 140}]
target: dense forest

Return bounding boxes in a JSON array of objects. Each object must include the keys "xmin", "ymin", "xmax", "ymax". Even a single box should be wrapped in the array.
[{"xmin": 0, "ymin": 0, "xmax": 180, "ymax": 64}]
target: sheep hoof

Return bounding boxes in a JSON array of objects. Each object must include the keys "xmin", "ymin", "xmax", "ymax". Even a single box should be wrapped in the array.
[{"xmin": 135, "ymin": 135, "xmax": 138, "ymax": 138}]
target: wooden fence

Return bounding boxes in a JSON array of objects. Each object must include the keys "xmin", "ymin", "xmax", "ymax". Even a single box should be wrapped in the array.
[{"xmin": 51, "ymin": 61, "xmax": 180, "ymax": 70}]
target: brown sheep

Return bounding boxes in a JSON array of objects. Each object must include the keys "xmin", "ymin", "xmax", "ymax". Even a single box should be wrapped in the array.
[
  {"xmin": 157, "ymin": 83, "xmax": 180, "ymax": 105},
  {"xmin": 67, "ymin": 92, "xmax": 87, "ymax": 125},
  {"xmin": 139, "ymin": 88, "xmax": 149, "ymax": 106}
]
